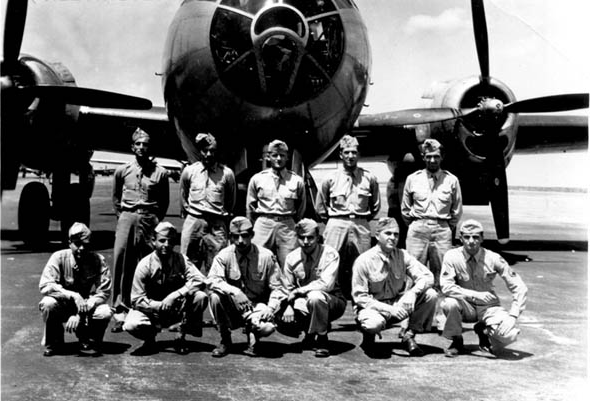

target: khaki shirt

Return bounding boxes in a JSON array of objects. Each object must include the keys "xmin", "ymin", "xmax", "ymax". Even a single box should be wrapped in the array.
[
  {"xmin": 180, "ymin": 161, "xmax": 236, "ymax": 217},
  {"xmin": 441, "ymin": 247, "xmax": 527, "ymax": 318},
  {"xmin": 112, "ymin": 160, "xmax": 169, "ymax": 220},
  {"xmin": 131, "ymin": 251, "xmax": 206, "ymax": 313},
  {"xmin": 39, "ymin": 249, "xmax": 111, "ymax": 306},
  {"xmin": 352, "ymin": 246, "xmax": 433, "ymax": 313},
  {"xmin": 208, "ymin": 244, "xmax": 284, "ymax": 311},
  {"xmin": 283, "ymin": 244, "xmax": 342, "ymax": 296},
  {"xmin": 316, "ymin": 167, "xmax": 380, "ymax": 220},
  {"xmin": 246, "ymin": 168, "xmax": 306, "ymax": 221},
  {"xmin": 401, "ymin": 169, "xmax": 462, "ymax": 227}
]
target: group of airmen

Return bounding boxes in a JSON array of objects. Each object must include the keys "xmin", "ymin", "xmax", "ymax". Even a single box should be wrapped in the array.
[{"xmin": 38, "ymin": 128, "xmax": 528, "ymax": 359}]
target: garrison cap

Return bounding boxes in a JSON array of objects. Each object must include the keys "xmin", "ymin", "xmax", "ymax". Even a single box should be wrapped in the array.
[
  {"xmin": 154, "ymin": 221, "xmax": 177, "ymax": 237},
  {"xmin": 229, "ymin": 216, "xmax": 253, "ymax": 235},
  {"xmin": 295, "ymin": 218, "xmax": 319, "ymax": 235},
  {"xmin": 459, "ymin": 219, "xmax": 484, "ymax": 234},
  {"xmin": 267, "ymin": 140, "xmax": 289, "ymax": 154},
  {"xmin": 339, "ymin": 134, "xmax": 359, "ymax": 150},
  {"xmin": 375, "ymin": 217, "xmax": 399, "ymax": 234},
  {"xmin": 68, "ymin": 222, "xmax": 91, "ymax": 241},
  {"xmin": 132, "ymin": 127, "xmax": 150, "ymax": 142},
  {"xmin": 420, "ymin": 139, "xmax": 443, "ymax": 155},
  {"xmin": 195, "ymin": 133, "xmax": 217, "ymax": 149}
]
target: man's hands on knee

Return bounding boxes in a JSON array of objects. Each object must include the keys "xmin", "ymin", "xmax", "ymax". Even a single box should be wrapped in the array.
[
  {"xmin": 161, "ymin": 291, "xmax": 181, "ymax": 311},
  {"xmin": 65, "ymin": 315, "xmax": 81, "ymax": 333},
  {"xmin": 69, "ymin": 291, "xmax": 88, "ymax": 314},
  {"xmin": 387, "ymin": 304, "xmax": 409, "ymax": 321},
  {"xmin": 497, "ymin": 316, "xmax": 517, "ymax": 337},
  {"xmin": 398, "ymin": 292, "xmax": 416, "ymax": 314},
  {"xmin": 231, "ymin": 290, "xmax": 253, "ymax": 313},
  {"xmin": 282, "ymin": 305, "xmax": 295, "ymax": 323}
]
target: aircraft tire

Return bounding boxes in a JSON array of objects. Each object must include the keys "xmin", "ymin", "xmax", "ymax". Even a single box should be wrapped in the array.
[
  {"xmin": 60, "ymin": 183, "xmax": 90, "ymax": 238},
  {"xmin": 18, "ymin": 181, "xmax": 50, "ymax": 248}
]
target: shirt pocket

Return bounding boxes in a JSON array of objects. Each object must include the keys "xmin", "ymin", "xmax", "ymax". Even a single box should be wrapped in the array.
[
  {"xmin": 292, "ymin": 264, "xmax": 306, "ymax": 281},
  {"xmin": 190, "ymin": 179, "xmax": 207, "ymax": 202},
  {"xmin": 279, "ymin": 185, "xmax": 298, "ymax": 210},
  {"xmin": 206, "ymin": 184, "xmax": 224, "ymax": 205}
]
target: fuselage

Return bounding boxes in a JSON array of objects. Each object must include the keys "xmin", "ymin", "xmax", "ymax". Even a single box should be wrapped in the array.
[{"xmin": 162, "ymin": 0, "xmax": 370, "ymax": 177}]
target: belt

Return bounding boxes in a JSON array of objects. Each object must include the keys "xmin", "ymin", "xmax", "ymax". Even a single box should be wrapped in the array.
[
  {"xmin": 259, "ymin": 214, "xmax": 294, "ymax": 221},
  {"xmin": 416, "ymin": 218, "xmax": 449, "ymax": 225},
  {"xmin": 123, "ymin": 207, "xmax": 157, "ymax": 214},
  {"xmin": 331, "ymin": 214, "xmax": 367, "ymax": 220}
]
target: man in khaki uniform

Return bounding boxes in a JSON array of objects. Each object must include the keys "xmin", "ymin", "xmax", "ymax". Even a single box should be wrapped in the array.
[
  {"xmin": 401, "ymin": 139, "xmax": 462, "ymax": 287},
  {"xmin": 352, "ymin": 218, "xmax": 437, "ymax": 357},
  {"xmin": 277, "ymin": 219, "xmax": 347, "ymax": 357},
  {"xmin": 123, "ymin": 222, "xmax": 208, "ymax": 355},
  {"xmin": 207, "ymin": 216, "xmax": 284, "ymax": 357},
  {"xmin": 111, "ymin": 128, "xmax": 169, "ymax": 331},
  {"xmin": 39, "ymin": 223, "xmax": 112, "ymax": 357},
  {"xmin": 316, "ymin": 135, "xmax": 380, "ymax": 298},
  {"xmin": 440, "ymin": 219, "xmax": 527, "ymax": 357},
  {"xmin": 180, "ymin": 133, "xmax": 236, "ymax": 274}
]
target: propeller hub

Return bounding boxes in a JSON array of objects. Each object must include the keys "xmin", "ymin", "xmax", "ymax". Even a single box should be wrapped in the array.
[{"xmin": 478, "ymin": 97, "xmax": 504, "ymax": 116}]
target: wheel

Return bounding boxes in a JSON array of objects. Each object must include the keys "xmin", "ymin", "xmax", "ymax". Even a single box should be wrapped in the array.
[
  {"xmin": 60, "ymin": 183, "xmax": 90, "ymax": 237},
  {"xmin": 18, "ymin": 181, "xmax": 50, "ymax": 247}
]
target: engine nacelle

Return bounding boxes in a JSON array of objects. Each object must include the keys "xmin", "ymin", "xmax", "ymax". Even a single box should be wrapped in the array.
[{"xmin": 423, "ymin": 75, "xmax": 518, "ymax": 167}]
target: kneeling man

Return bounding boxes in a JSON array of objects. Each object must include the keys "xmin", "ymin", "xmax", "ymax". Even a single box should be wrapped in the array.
[
  {"xmin": 352, "ymin": 218, "xmax": 437, "ymax": 357},
  {"xmin": 123, "ymin": 222, "xmax": 208, "ymax": 355},
  {"xmin": 39, "ymin": 223, "xmax": 113, "ymax": 356},
  {"xmin": 208, "ymin": 216, "xmax": 284, "ymax": 357},
  {"xmin": 441, "ymin": 219, "xmax": 527, "ymax": 357},
  {"xmin": 278, "ymin": 219, "xmax": 347, "ymax": 357}
]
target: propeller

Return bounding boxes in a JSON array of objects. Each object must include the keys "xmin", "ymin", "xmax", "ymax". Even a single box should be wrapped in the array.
[
  {"xmin": 471, "ymin": 0, "xmax": 490, "ymax": 84},
  {"xmin": 1, "ymin": 0, "xmax": 28, "ymax": 75},
  {"xmin": 1, "ymin": 0, "xmax": 152, "ymax": 110}
]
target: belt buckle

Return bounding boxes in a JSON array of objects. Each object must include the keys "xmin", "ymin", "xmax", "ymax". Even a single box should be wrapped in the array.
[{"xmin": 349, "ymin": 214, "xmax": 356, "ymax": 219}]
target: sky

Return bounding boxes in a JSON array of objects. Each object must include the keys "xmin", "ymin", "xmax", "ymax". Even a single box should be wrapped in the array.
[{"xmin": 2, "ymin": 0, "xmax": 589, "ymax": 114}]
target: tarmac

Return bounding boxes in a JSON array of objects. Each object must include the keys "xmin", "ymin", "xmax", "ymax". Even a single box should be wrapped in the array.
[{"xmin": 1, "ymin": 162, "xmax": 588, "ymax": 401}]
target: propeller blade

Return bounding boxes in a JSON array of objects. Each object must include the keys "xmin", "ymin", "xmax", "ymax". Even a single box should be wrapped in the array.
[
  {"xmin": 357, "ymin": 108, "xmax": 477, "ymax": 127},
  {"xmin": 505, "ymin": 93, "xmax": 589, "ymax": 114},
  {"xmin": 485, "ymin": 136, "xmax": 510, "ymax": 243},
  {"xmin": 471, "ymin": 0, "xmax": 490, "ymax": 83},
  {"xmin": 2, "ymin": 0, "xmax": 28, "ymax": 73},
  {"xmin": 14, "ymin": 85, "xmax": 153, "ymax": 109}
]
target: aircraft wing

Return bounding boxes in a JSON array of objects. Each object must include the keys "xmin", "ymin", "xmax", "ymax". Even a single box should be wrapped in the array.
[
  {"xmin": 514, "ymin": 114, "xmax": 588, "ymax": 153},
  {"xmin": 78, "ymin": 106, "xmax": 186, "ymax": 161}
]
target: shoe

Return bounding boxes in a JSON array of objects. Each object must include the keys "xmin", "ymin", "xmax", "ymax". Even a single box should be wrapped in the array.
[
  {"xmin": 211, "ymin": 342, "xmax": 231, "ymax": 358},
  {"xmin": 301, "ymin": 334, "xmax": 316, "ymax": 351},
  {"xmin": 314, "ymin": 334, "xmax": 330, "ymax": 358},
  {"xmin": 43, "ymin": 345, "xmax": 60, "ymax": 357},
  {"xmin": 111, "ymin": 321, "xmax": 124, "ymax": 333},
  {"xmin": 130, "ymin": 339, "xmax": 158, "ymax": 356},
  {"xmin": 444, "ymin": 336, "xmax": 466, "ymax": 358},
  {"xmin": 173, "ymin": 336, "xmax": 189, "ymax": 355},
  {"xmin": 474, "ymin": 322, "xmax": 492, "ymax": 352},
  {"xmin": 402, "ymin": 337, "xmax": 425, "ymax": 357},
  {"xmin": 360, "ymin": 332, "xmax": 377, "ymax": 356}
]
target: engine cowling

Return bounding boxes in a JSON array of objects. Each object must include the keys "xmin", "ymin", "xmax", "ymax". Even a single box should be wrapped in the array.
[{"xmin": 424, "ymin": 75, "xmax": 518, "ymax": 167}]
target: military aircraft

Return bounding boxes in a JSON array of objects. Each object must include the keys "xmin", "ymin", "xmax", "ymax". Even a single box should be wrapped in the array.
[{"xmin": 1, "ymin": 0, "xmax": 588, "ymax": 247}]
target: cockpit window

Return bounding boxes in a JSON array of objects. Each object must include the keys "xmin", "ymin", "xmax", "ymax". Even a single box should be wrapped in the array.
[
  {"xmin": 332, "ymin": 0, "xmax": 355, "ymax": 9},
  {"xmin": 211, "ymin": 1, "xmax": 345, "ymax": 107}
]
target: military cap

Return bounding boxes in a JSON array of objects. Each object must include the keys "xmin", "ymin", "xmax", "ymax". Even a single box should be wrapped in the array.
[
  {"xmin": 132, "ymin": 127, "xmax": 150, "ymax": 142},
  {"xmin": 154, "ymin": 221, "xmax": 177, "ymax": 237},
  {"xmin": 68, "ymin": 222, "xmax": 91, "ymax": 241},
  {"xmin": 229, "ymin": 216, "xmax": 253, "ymax": 235},
  {"xmin": 339, "ymin": 134, "xmax": 359, "ymax": 150},
  {"xmin": 375, "ymin": 217, "xmax": 399, "ymax": 233},
  {"xmin": 420, "ymin": 139, "xmax": 443, "ymax": 155},
  {"xmin": 195, "ymin": 132, "xmax": 217, "ymax": 149},
  {"xmin": 459, "ymin": 219, "xmax": 484, "ymax": 234},
  {"xmin": 295, "ymin": 218, "xmax": 319, "ymax": 235},
  {"xmin": 267, "ymin": 140, "xmax": 289, "ymax": 154}
]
